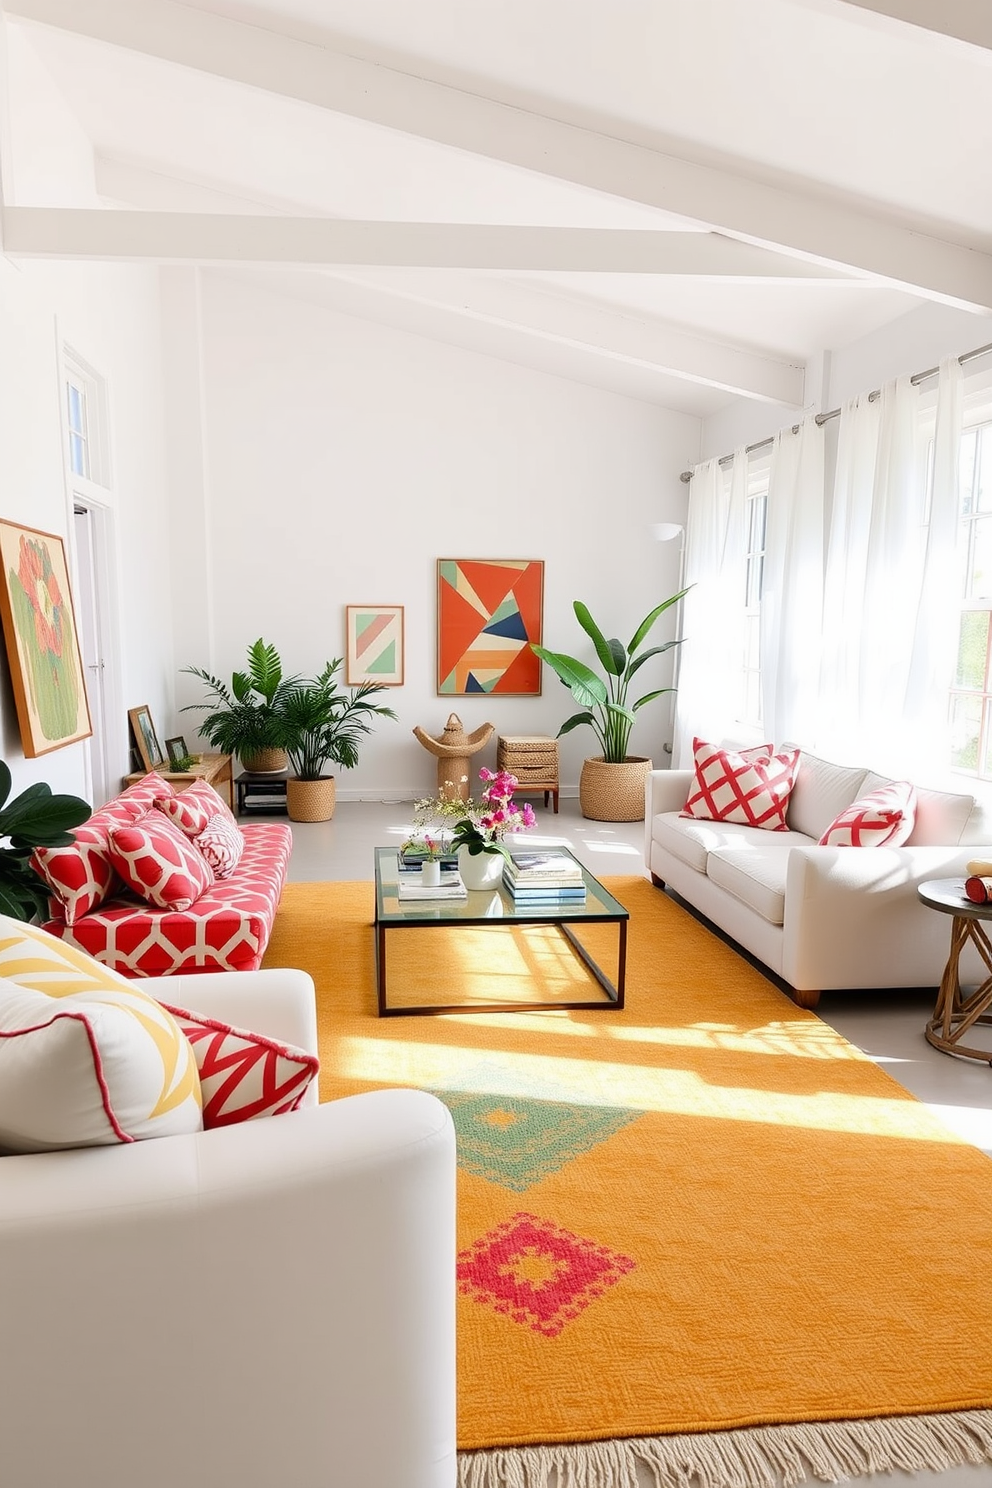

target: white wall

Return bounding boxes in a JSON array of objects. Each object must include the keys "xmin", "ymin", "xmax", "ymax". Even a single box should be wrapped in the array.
[
  {"xmin": 176, "ymin": 270, "xmax": 700, "ymax": 797},
  {"xmin": 0, "ymin": 24, "xmax": 174, "ymax": 808}
]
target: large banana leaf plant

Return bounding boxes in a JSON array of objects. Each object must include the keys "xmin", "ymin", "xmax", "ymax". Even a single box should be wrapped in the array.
[
  {"xmin": 531, "ymin": 591, "xmax": 689, "ymax": 763},
  {"xmin": 0, "ymin": 761, "xmax": 90, "ymax": 921},
  {"xmin": 182, "ymin": 638, "xmax": 299, "ymax": 759}
]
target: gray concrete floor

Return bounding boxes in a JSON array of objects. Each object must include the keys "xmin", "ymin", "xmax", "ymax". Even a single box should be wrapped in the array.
[{"xmin": 267, "ymin": 793, "xmax": 992, "ymax": 1488}]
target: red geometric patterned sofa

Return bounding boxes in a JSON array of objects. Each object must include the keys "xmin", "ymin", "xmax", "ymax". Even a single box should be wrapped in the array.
[{"xmin": 36, "ymin": 773, "xmax": 292, "ymax": 978}]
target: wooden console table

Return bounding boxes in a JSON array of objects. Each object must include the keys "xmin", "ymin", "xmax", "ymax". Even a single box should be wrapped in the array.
[{"xmin": 123, "ymin": 752, "xmax": 234, "ymax": 812}]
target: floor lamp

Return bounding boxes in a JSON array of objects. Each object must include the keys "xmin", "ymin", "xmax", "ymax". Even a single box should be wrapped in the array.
[{"xmin": 650, "ymin": 522, "xmax": 685, "ymax": 753}]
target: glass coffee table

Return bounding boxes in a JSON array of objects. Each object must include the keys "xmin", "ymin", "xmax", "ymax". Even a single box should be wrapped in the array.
[{"xmin": 373, "ymin": 846, "xmax": 629, "ymax": 1017}]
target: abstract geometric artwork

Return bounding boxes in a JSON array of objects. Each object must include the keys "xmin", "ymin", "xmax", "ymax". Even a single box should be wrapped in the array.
[
  {"xmin": 437, "ymin": 559, "xmax": 543, "ymax": 695},
  {"xmin": 345, "ymin": 605, "xmax": 404, "ymax": 686},
  {"xmin": 0, "ymin": 520, "xmax": 92, "ymax": 757}
]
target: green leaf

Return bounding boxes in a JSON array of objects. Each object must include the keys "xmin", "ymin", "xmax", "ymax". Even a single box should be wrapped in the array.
[
  {"xmin": 627, "ymin": 588, "xmax": 691, "ymax": 655},
  {"xmin": 557, "ymin": 711, "xmax": 597, "ymax": 736},
  {"xmin": 531, "ymin": 646, "xmax": 608, "ymax": 707},
  {"xmin": 573, "ymin": 602, "xmax": 625, "ymax": 677},
  {"xmin": 0, "ymin": 761, "xmax": 11, "ymax": 812},
  {"xmin": 631, "ymin": 688, "xmax": 671, "ymax": 712},
  {"xmin": 0, "ymin": 786, "xmax": 91, "ymax": 845},
  {"xmin": 626, "ymin": 642, "xmax": 680, "ymax": 680}
]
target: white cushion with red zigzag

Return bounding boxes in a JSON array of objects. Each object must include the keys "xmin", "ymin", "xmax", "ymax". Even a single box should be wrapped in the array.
[
  {"xmin": 161, "ymin": 1002, "xmax": 318, "ymax": 1127},
  {"xmin": 681, "ymin": 738, "xmax": 801, "ymax": 832},
  {"xmin": 194, "ymin": 813, "xmax": 246, "ymax": 879},
  {"xmin": 817, "ymin": 780, "xmax": 917, "ymax": 847},
  {"xmin": 108, "ymin": 811, "xmax": 215, "ymax": 912}
]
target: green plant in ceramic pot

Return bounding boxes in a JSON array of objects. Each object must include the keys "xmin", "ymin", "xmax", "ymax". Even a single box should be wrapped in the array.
[
  {"xmin": 182, "ymin": 638, "xmax": 298, "ymax": 771},
  {"xmin": 278, "ymin": 660, "xmax": 397, "ymax": 822},
  {"xmin": 0, "ymin": 761, "xmax": 90, "ymax": 921},
  {"xmin": 531, "ymin": 592, "xmax": 689, "ymax": 822}
]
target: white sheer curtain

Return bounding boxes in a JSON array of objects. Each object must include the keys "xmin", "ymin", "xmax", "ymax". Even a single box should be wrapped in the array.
[
  {"xmin": 673, "ymin": 451, "xmax": 747, "ymax": 766},
  {"xmin": 817, "ymin": 362, "xmax": 963, "ymax": 772},
  {"xmin": 760, "ymin": 416, "xmax": 824, "ymax": 745}
]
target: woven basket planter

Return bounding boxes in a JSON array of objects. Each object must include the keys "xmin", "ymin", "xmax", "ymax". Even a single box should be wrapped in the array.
[
  {"xmin": 578, "ymin": 756, "xmax": 652, "ymax": 822},
  {"xmin": 286, "ymin": 776, "xmax": 336, "ymax": 823},
  {"xmin": 240, "ymin": 748, "xmax": 289, "ymax": 774}
]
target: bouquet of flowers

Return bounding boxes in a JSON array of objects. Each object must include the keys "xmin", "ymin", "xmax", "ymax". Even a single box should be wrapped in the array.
[{"xmin": 449, "ymin": 767, "xmax": 536, "ymax": 861}]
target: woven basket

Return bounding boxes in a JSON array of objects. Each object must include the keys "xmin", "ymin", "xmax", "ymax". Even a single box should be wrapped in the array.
[
  {"xmin": 240, "ymin": 748, "xmax": 288, "ymax": 774},
  {"xmin": 578, "ymin": 756, "xmax": 652, "ymax": 822},
  {"xmin": 286, "ymin": 776, "xmax": 336, "ymax": 823}
]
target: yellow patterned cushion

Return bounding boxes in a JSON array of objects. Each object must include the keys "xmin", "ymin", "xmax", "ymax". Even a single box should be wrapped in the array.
[{"xmin": 0, "ymin": 917, "xmax": 202, "ymax": 1152}]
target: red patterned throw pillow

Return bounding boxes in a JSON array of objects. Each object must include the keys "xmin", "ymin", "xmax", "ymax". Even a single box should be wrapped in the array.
[
  {"xmin": 155, "ymin": 780, "xmax": 231, "ymax": 837},
  {"xmin": 817, "ymin": 780, "xmax": 917, "ymax": 847},
  {"xmin": 107, "ymin": 811, "xmax": 215, "ymax": 911},
  {"xmin": 161, "ymin": 1003, "xmax": 318, "ymax": 1127},
  {"xmin": 194, "ymin": 813, "xmax": 245, "ymax": 879},
  {"xmin": 681, "ymin": 737, "xmax": 800, "ymax": 832}
]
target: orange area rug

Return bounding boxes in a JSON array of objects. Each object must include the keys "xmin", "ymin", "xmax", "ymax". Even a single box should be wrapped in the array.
[{"xmin": 263, "ymin": 875, "xmax": 992, "ymax": 1485}]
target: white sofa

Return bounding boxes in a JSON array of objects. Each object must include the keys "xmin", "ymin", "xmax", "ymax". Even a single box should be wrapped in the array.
[
  {"xmin": 0, "ymin": 968, "xmax": 457, "ymax": 1488},
  {"xmin": 645, "ymin": 751, "xmax": 992, "ymax": 1007}
]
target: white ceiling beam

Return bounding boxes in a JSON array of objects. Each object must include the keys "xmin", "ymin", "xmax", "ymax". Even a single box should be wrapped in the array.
[
  {"xmin": 7, "ymin": 0, "xmax": 992, "ymax": 310},
  {"xmin": 834, "ymin": 0, "xmax": 992, "ymax": 51},
  {"xmin": 0, "ymin": 208, "xmax": 857, "ymax": 279},
  {"xmin": 310, "ymin": 268, "xmax": 805, "ymax": 405}
]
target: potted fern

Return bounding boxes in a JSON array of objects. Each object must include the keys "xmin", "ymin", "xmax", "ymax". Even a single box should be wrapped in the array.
[
  {"xmin": 182, "ymin": 638, "xmax": 298, "ymax": 772},
  {"xmin": 278, "ymin": 661, "xmax": 397, "ymax": 822},
  {"xmin": 532, "ymin": 592, "xmax": 688, "ymax": 821}
]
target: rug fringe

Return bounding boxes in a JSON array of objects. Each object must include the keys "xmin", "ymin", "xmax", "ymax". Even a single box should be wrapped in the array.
[{"xmin": 458, "ymin": 1410, "xmax": 992, "ymax": 1488}]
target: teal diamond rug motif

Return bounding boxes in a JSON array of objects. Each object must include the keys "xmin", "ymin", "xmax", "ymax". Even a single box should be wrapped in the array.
[{"xmin": 430, "ymin": 1081, "xmax": 641, "ymax": 1192}]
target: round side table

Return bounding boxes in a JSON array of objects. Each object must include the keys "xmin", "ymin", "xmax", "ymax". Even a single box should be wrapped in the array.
[{"xmin": 918, "ymin": 878, "xmax": 992, "ymax": 1063}]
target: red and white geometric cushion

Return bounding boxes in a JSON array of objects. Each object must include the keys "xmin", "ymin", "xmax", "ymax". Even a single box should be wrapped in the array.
[
  {"xmin": 117, "ymin": 772, "xmax": 176, "ymax": 814},
  {"xmin": 681, "ymin": 737, "xmax": 801, "ymax": 832},
  {"xmin": 108, "ymin": 811, "xmax": 215, "ymax": 912},
  {"xmin": 155, "ymin": 780, "xmax": 231, "ymax": 837},
  {"xmin": 817, "ymin": 780, "xmax": 917, "ymax": 848},
  {"xmin": 162, "ymin": 1002, "xmax": 317, "ymax": 1127},
  {"xmin": 194, "ymin": 813, "xmax": 245, "ymax": 879},
  {"xmin": 31, "ymin": 814, "xmax": 121, "ymax": 926}
]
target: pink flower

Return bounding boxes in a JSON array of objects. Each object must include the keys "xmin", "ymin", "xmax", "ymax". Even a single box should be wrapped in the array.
[
  {"xmin": 520, "ymin": 804, "xmax": 537, "ymax": 828},
  {"xmin": 479, "ymin": 767, "xmax": 495, "ymax": 781}
]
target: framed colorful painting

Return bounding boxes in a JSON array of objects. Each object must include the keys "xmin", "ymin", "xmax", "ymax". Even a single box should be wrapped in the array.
[
  {"xmin": 346, "ymin": 605, "xmax": 405, "ymax": 686},
  {"xmin": 437, "ymin": 559, "xmax": 544, "ymax": 695},
  {"xmin": 0, "ymin": 520, "xmax": 92, "ymax": 758}
]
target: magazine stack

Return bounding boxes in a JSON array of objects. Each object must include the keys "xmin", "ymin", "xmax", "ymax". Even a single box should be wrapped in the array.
[
  {"xmin": 502, "ymin": 850, "xmax": 586, "ymax": 905},
  {"xmin": 396, "ymin": 855, "xmax": 467, "ymax": 901}
]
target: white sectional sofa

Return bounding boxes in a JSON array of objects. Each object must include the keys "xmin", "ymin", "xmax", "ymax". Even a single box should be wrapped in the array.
[{"xmin": 645, "ymin": 750, "xmax": 992, "ymax": 1007}]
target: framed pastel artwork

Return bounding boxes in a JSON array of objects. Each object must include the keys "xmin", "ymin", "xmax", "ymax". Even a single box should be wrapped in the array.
[
  {"xmin": 128, "ymin": 706, "xmax": 167, "ymax": 772},
  {"xmin": 437, "ymin": 559, "xmax": 544, "ymax": 695},
  {"xmin": 0, "ymin": 519, "xmax": 93, "ymax": 757},
  {"xmin": 346, "ymin": 605, "xmax": 405, "ymax": 686}
]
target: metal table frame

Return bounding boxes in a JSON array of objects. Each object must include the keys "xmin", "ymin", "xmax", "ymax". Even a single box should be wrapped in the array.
[{"xmin": 373, "ymin": 846, "xmax": 629, "ymax": 1017}]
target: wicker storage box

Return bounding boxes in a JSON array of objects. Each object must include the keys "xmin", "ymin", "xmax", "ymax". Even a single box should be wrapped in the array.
[{"xmin": 497, "ymin": 736, "xmax": 559, "ymax": 812}]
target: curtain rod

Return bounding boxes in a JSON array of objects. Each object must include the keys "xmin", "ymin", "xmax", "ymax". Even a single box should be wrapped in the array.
[{"xmin": 678, "ymin": 338, "xmax": 992, "ymax": 483}]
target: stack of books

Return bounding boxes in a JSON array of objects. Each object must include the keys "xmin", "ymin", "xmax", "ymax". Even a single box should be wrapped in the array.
[
  {"xmin": 502, "ymin": 850, "xmax": 586, "ymax": 904},
  {"xmin": 396, "ymin": 861, "xmax": 467, "ymax": 901}
]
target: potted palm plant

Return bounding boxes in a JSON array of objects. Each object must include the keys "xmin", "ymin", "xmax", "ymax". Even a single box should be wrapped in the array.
[
  {"xmin": 0, "ymin": 761, "xmax": 90, "ymax": 921},
  {"xmin": 532, "ymin": 591, "xmax": 688, "ymax": 821},
  {"xmin": 278, "ymin": 660, "xmax": 397, "ymax": 822},
  {"xmin": 182, "ymin": 638, "xmax": 298, "ymax": 772}
]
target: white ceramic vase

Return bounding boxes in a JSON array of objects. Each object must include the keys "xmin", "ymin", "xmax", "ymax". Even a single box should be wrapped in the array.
[
  {"xmin": 421, "ymin": 859, "xmax": 442, "ymax": 887},
  {"xmin": 457, "ymin": 845, "xmax": 504, "ymax": 891}
]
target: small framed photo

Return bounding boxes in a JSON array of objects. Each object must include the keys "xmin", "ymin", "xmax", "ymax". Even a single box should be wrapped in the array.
[
  {"xmin": 165, "ymin": 736, "xmax": 192, "ymax": 770},
  {"xmin": 128, "ymin": 705, "xmax": 167, "ymax": 772},
  {"xmin": 346, "ymin": 604, "xmax": 404, "ymax": 686}
]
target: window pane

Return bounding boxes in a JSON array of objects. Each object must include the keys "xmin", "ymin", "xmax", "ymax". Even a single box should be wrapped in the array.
[
  {"xmin": 66, "ymin": 382, "xmax": 83, "ymax": 435},
  {"xmin": 745, "ymin": 554, "xmax": 764, "ymax": 608},
  {"xmin": 979, "ymin": 426, "xmax": 992, "ymax": 513},
  {"xmin": 69, "ymin": 432, "xmax": 88, "ymax": 478},
  {"xmin": 969, "ymin": 516, "xmax": 992, "ymax": 599},
  {"xmin": 956, "ymin": 610, "xmax": 989, "ymax": 690},
  {"xmin": 960, "ymin": 428, "xmax": 978, "ymax": 514},
  {"xmin": 950, "ymin": 693, "xmax": 982, "ymax": 772}
]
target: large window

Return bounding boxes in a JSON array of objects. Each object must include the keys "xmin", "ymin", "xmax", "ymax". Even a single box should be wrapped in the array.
[
  {"xmin": 741, "ymin": 459, "xmax": 770, "ymax": 729},
  {"xmin": 950, "ymin": 419, "xmax": 992, "ymax": 776}
]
